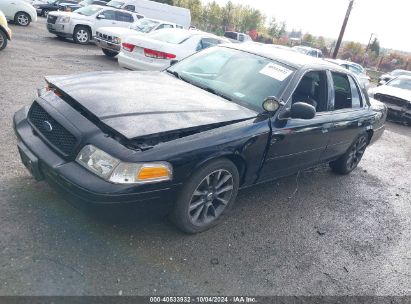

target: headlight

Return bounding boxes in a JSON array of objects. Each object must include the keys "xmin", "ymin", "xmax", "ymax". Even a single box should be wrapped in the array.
[
  {"xmin": 59, "ymin": 16, "xmax": 70, "ymax": 23},
  {"xmin": 76, "ymin": 145, "xmax": 172, "ymax": 184},
  {"xmin": 112, "ymin": 37, "xmax": 121, "ymax": 44}
]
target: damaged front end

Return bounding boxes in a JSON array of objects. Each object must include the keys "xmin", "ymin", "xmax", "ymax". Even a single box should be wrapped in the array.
[{"xmin": 374, "ymin": 94, "xmax": 411, "ymax": 125}]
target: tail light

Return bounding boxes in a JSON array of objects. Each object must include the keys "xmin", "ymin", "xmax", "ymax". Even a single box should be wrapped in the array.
[
  {"xmin": 144, "ymin": 48, "xmax": 176, "ymax": 60},
  {"xmin": 122, "ymin": 43, "xmax": 135, "ymax": 52}
]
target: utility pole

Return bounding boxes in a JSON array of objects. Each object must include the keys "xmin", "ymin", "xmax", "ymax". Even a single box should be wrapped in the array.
[
  {"xmin": 332, "ymin": 0, "xmax": 354, "ymax": 59},
  {"xmin": 365, "ymin": 33, "xmax": 375, "ymax": 52}
]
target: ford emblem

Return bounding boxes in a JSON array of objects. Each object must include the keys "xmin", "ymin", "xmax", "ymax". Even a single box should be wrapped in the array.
[{"xmin": 42, "ymin": 121, "xmax": 53, "ymax": 132}]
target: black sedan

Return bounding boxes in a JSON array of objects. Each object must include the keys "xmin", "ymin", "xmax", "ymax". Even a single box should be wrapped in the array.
[
  {"xmin": 13, "ymin": 44, "xmax": 387, "ymax": 233},
  {"xmin": 33, "ymin": 0, "xmax": 79, "ymax": 17}
]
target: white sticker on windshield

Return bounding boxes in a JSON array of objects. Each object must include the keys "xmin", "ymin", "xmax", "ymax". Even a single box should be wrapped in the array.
[{"xmin": 259, "ymin": 63, "xmax": 292, "ymax": 81}]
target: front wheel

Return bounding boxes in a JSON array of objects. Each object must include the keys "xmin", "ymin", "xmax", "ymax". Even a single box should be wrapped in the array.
[
  {"xmin": 171, "ymin": 159, "xmax": 240, "ymax": 234},
  {"xmin": 15, "ymin": 12, "xmax": 31, "ymax": 26},
  {"xmin": 330, "ymin": 133, "xmax": 369, "ymax": 175},
  {"xmin": 73, "ymin": 26, "xmax": 90, "ymax": 44},
  {"xmin": 102, "ymin": 48, "xmax": 119, "ymax": 57},
  {"xmin": 0, "ymin": 30, "xmax": 7, "ymax": 51}
]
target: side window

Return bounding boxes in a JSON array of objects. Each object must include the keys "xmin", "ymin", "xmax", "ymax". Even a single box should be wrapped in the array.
[
  {"xmin": 157, "ymin": 24, "xmax": 174, "ymax": 30},
  {"xmin": 100, "ymin": 10, "xmax": 116, "ymax": 20},
  {"xmin": 348, "ymin": 76, "xmax": 363, "ymax": 108},
  {"xmin": 196, "ymin": 38, "xmax": 220, "ymax": 51},
  {"xmin": 292, "ymin": 71, "xmax": 329, "ymax": 112},
  {"xmin": 331, "ymin": 72, "xmax": 352, "ymax": 110},
  {"xmin": 115, "ymin": 11, "xmax": 133, "ymax": 23},
  {"xmin": 239, "ymin": 34, "xmax": 245, "ymax": 42},
  {"xmin": 124, "ymin": 5, "xmax": 135, "ymax": 12},
  {"xmin": 224, "ymin": 32, "xmax": 237, "ymax": 40}
]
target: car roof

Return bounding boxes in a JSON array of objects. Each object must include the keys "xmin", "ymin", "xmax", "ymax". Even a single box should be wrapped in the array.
[
  {"xmin": 396, "ymin": 75, "xmax": 411, "ymax": 80},
  {"xmin": 141, "ymin": 17, "xmax": 175, "ymax": 25},
  {"xmin": 293, "ymin": 45, "xmax": 321, "ymax": 52},
  {"xmin": 153, "ymin": 28, "xmax": 228, "ymax": 40},
  {"xmin": 89, "ymin": 4, "xmax": 135, "ymax": 13},
  {"xmin": 224, "ymin": 43, "xmax": 346, "ymax": 71}
]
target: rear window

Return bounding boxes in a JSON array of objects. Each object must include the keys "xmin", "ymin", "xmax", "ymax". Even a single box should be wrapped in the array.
[
  {"xmin": 149, "ymin": 30, "xmax": 192, "ymax": 44},
  {"xmin": 106, "ymin": 0, "xmax": 124, "ymax": 8},
  {"xmin": 130, "ymin": 19, "xmax": 160, "ymax": 33}
]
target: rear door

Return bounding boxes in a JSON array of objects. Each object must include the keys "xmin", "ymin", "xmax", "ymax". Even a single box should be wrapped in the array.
[
  {"xmin": 324, "ymin": 71, "xmax": 371, "ymax": 160},
  {"xmin": 258, "ymin": 70, "xmax": 334, "ymax": 181}
]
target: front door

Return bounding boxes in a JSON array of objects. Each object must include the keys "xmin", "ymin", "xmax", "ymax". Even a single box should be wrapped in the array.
[{"xmin": 258, "ymin": 70, "xmax": 333, "ymax": 181}]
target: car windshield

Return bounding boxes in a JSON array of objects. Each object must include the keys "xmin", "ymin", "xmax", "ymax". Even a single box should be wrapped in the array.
[
  {"xmin": 167, "ymin": 47, "xmax": 296, "ymax": 111},
  {"xmin": 48, "ymin": 0, "xmax": 57, "ymax": 3},
  {"xmin": 149, "ymin": 30, "xmax": 191, "ymax": 44},
  {"xmin": 387, "ymin": 78, "xmax": 411, "ymax": 91},
  {"xmin": 130, "ymin": 19, "xmax": 160, "ymax": 33},
  {"xmin": 293, "ymin": 46, "xmax": 309, "ymax": 55},
  {"xmin": 74, "ymin": 5, "xmax": 102, "ymax": 16},
  {"xmin": 107, "ymin": 0, "xmax": 124, "ymax": 8}
]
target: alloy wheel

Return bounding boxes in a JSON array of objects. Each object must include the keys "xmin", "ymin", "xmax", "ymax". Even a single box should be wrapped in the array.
[
  {"xmin": 0, "ymin": 34, "xmax": 4, "ymax": 49},
  {"xmin": 76, "ymin": 30, "xmax": 89, "ymax": 43},
  {"xmin": 188, "ymin": 169, "xmax": 234, "ymax": 225},
  {"xmin": 17, "ymin": 14, "xmax": 29, "ymax": 26},
  {"xmin": 346, "ymin": 136, "xmax": 367, "ymax": 170}
]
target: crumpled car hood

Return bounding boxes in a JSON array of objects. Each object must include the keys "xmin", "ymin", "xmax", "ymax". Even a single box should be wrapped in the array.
[
  {"xmin": 45, "ymin": 71, "xmax": 258, "ymax": 139},
  {"xmin": 371, "ymin": 85, "xmax": 411, "ymax": 102}
]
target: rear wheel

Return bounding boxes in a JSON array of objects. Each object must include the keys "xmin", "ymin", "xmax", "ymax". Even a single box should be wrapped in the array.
[
  {"xmin": 330, "ymin": 133, "xmax": 368, "ymax": 175},
  {"xmin": 15, "ymin": 12, "xmax": 31, "ymax": 26},
  {"xmin": 171, "ymin": 159, "xmax": 239, "ymax": 234},
  {"xmin": 0, "ymin": 30, "xmax": 7, "ymax": 51},
  {"xmin": 73, "ymin": 26, "xmax": 90, "ymax": 44},
  {"xmin": 102, "ymin": 48, "xmax": 118, "ymax": 57}
]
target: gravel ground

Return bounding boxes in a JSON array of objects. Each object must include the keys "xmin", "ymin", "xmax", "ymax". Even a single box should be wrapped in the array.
[{"xmin": 0, "ymin": 19, "xmax": 410, "ymax": 296}]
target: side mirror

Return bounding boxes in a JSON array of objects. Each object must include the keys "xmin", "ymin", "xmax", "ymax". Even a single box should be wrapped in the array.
[
  {"xmin": 290, "ymin": 102, "xmax": 316, "ymax": 119},
  {"xmin": 96, "ymin": 14, "xmax": 105, "ymax": 19},
  {"xmin": 170, "ymin": 59, "xmax": 179, "ymax": 66},
  {"xmin": 262, "ymin": 96, "xmax": 281, "ymax": 113}
]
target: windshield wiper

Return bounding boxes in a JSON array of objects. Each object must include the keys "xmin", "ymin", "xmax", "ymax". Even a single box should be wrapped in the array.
[{"xmin": 200, "ymin": 86, "xmax": 232, "ymax": 101}]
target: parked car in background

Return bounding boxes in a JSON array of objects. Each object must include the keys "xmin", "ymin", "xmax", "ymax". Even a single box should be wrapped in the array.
[
  {"xmin": 33, "ymin": 0, "xmax": 78, "ymax": 17},
  {"xmin": 79, "ymin": 0, "xmax": 109, "ymax": 6},
  {"xmin": 96, "ymin": 18, "xmax": 181, "ymax": 57},
  {"xmin": 118, "ymin": 28, "xmax": 229, "ymax": 71},
  {"xmin": 47, "ymin": 5, "xmax": 140, "ymax": 44},
  {"xmin": 0, "ymin": 0, "xmax": 37, "ymax": 26},
  {"xmin": 0, "ymin": 10, "xmax": 12, "ymax": 50},
  {"xmin": 378, "ymin": 69, "xmax": 411, "ymax": 85},
  {"xmin": 57, "ymin": 2, "xmax": 81, "ymax": 12},
  {"xmin": 368, "ymin": 76, "xmax": 411, "ymax": 125},
  {"xmin": 14, "ymin": 44, "xmax": 386, "ymax": 233},
  {"xmin": 223, "ymin": 31, "xmax": 252, "ymax": 43},
  {"xmin": 292, "ymin": 46, "xmax": 323, "ymax": 58},
  {"xmin": 106, "ymin": 0, "xmax": 191, "ymax": 28},
  {"xmin": 326, "ymin": 59, "xmax": 370, "ymax": 89}
]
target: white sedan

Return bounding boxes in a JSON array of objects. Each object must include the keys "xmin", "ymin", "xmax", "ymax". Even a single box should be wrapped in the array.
[
  {"xmin": 118, "ymin": 28, "xmax": 230, "ymax": 71},
  {"xmin": 0, "ymin": 0, "xmax": 37, "ymax": 26}
]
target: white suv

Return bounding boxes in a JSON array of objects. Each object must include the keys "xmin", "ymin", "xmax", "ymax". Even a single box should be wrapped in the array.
[
  {"xmin": 0, "ymin": 0, "xmax": 37, "ymax": 26},
  {"xmin": 95, "ymin": 17, "xmax": 181, "ymax": 57},
  {"xmin": 46, "ymin": 5, "xmax": 140, "ymax": 44}
]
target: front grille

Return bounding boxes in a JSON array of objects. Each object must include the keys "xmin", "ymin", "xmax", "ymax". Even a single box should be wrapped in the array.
[
  {"xmin": 47, "ymin": 15, "xmax": 57, "ymax": 24},
  {"xmin": 28, "ymin": 102, "xmax": 78, "ymax": 156},
  {"xmin": 97, "ymin": 32, "xmax": 116, "ymax": 42},
  {"xmin": 375, "ymin": 94, "xmax": 410, "ymax": 109}
]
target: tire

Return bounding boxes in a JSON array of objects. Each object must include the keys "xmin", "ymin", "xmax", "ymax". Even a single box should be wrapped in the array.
[
  {"xmin": 15, "ymin": 12, "xmax": 31, "ymax": 26},
  {"xmin": 73, "ymin": 26, "xmax": 91, "ymax": 44},
  {"xmin": 330, "ymin": 133, "xmax": 369, "ymax": 175},
  {"xmin": 42, "ymin": 9, "xmax": 50, "ymax": 17},
  {"xmin": 102, "ymin": 48, "xmax": 119, "ymax": 57},
  {"xmin": 0, "ymin": 30, "xmax": 7, "ymax": 51},
  {"xmin": 171, "ymin": 158, "xmax": 240, "ymax": 234}
]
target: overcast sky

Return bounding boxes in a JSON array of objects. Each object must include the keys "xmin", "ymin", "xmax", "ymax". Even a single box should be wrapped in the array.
[{"xmin": 205, "ymin": 0, "xmax": 410, "ymax": 52}]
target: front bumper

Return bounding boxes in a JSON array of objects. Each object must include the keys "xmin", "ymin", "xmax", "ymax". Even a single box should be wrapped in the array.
[
  {"xmin": 13, "ymin": 106, "xmax": 179, "ymax": 205},
  {"xmin": 95, "ymin": 37, "xmax": 121, "ymax": 52},
  {"xmin": 386, "ymin": 105, "xmax": 411, "ymax": 125},
  {"xmin": 46, "ymin": 22, "xmax": 72, "ymax": 38}
]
